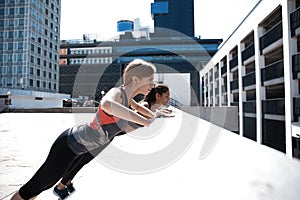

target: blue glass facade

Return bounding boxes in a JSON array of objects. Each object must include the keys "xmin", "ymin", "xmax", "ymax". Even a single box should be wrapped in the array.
[
  {"xmin": 151, "ymin": 2, "xmax": 169, "ymax": 14},
  {"xmin": 152, "ymin": 0, "xmax": 194, "ymax": 37}
]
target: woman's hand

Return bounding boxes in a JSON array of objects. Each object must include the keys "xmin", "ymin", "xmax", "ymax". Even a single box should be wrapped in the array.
[{"xmin": 154, "ymin": 109, "xmax": 175, "ymax": 118}]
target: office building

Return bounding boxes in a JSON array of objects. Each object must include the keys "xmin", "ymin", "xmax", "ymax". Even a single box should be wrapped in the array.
[
  {"xmin": 200, "ymin": 0, "xmax": 300, "ymax": 159},
  {"xmin": 151, "ymin": 0, "xmax": 195, "ymax": 37},
  {"xmin": 0, "ymin": 0, "xmax": 61, "ymax": 93},
  {"xmin": 59, "ymin": 31, "xmax": 222, "ymax": 106}
]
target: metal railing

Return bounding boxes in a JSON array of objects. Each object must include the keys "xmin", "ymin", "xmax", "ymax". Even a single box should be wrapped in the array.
[
  {"xmin": 230, "ymin": 79, "xmax": 239, "ymax": 91},
  {"xmin": 242, "ymin": 71, "xmax": 256, "ymax": 88},
  {"xmin": 242, "ymin": 43, "xmax": 255, "ymax": 62},
  {"xmin": 294, "ymin": 97, "xmax": 300, "ymax": 116},
  {"xmin": 292, "ymin": 53, "xmax": 300, "ymax": 79},
  {"xmin": 221, "ymin": 65, "xmax": 227, "ymax": 76},
  {"xmin": 259, "ymin": 21, "xmax": 282, "ymax": 53},
  {"xmin": 290, "ymin": 7, "xmax": 300, "ymax": 37},
  {"xmin": 261, "ymin": 60, "xmax": 284, "ymax": 85},
  {"xmin": 262, "ymin": 98, "xmax": 285, "ymax": 115},
  {"xmin": 229, "ymin": 56, "xmax": 238, "ymax": 71},
  {"xmin": 243, "ymin": 101, "xmax": 256, "ymax": 113}
]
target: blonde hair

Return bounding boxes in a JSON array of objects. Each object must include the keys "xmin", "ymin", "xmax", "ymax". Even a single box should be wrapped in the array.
[{"xmin": 123, "ymin": 59, "xmax": 156, "ymax": 85}]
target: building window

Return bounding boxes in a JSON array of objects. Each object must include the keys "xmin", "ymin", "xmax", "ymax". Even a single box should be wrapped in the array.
[
  {"xmin": 31, "ymin": 9, "xmax": 36, "ymax": 18},
  {"xmin": 8, "ymin": 43, "xmax": 13, "ymax": 50},
  {"xmin": 8, "ymin": 31, "xmax": 14, "ymax": 38},
  {"xmin": 19, "ymin": 7, "xmax": 25, "ymax": 15},
  {"xmin": 30, "ymin": 79, "xmax": 33, "ymax": 87},
  {"xmin": 17, "ymin": 66, "xmax": 22, "ymax": 73},
  {"xmin": 37, "ymin": 58, "xmax": 41, "ymax": 65},
  {"xmin": 19, "ymin": 19, "xmax": 24, "ymax": 26},
  {"xmin": 7, "ymin": 78, "xmax": 12, "ymax": 86},
  {"xmin": 8, "ymin": 55, "xmax": 13, "ymax": 61},
  {"xmin": 30, "ymin": 67, "xmax": 34, "ymax": 75},
  {"xmin": 7, "ymin": 66, "xmax": 12, "ymax": 74},
  {"xmin": 38, "ymin": 15, "xmax": 42, "ymax": 23},
  {"xmin": 37, "ymin": 69, "xmax": 40, "ymax": 76},
  {"xmin": 31, "ymin": 21, "xmax": 36, "ymax": 30},
  {"xmin": 37, "ymin": 80, "xmax": 40, "ymax": 87},
  {"xmin": 18, "ymin": 43, "xmax": 23, "ymax": 50},
  {"xmin": 31, "ymin": 44, "xmax": 35, "ymax": 51},
  {"xmin": 9, "ymin": 19, "xmax": 14, "ymax": 27},
  {"xmin": 9, "ymin": 8, "xmax": 14, "ymax": 15},
  {"xmin": 18, "ymin": 31, "xmax": 24, "ymax": 38},
  {"xmin": 31, "ymin": 32, "xmax": 35, "ymax": 40},
  {"xmin": 17, "ymin": 54, "xmax": 23, "ymax": 61}
]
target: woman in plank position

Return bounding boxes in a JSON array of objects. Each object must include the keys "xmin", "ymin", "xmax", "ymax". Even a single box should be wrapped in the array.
[{"xmin": 11, "ymin": 59, "xmax": 173, "ymax": 200}]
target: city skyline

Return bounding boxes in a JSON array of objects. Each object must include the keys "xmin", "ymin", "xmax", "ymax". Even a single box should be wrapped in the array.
[{"xmin": 60, "ymin": 0, "xmax": 260, "ymax": 41}]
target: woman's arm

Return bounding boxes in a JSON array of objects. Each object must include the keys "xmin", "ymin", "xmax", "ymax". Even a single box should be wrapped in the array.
[
  {"xmin": 130, "ymin": 99, "xmax": 155, "ymax": 119},
  {"xmin": 101, "ymin": 88, "xmax": 153, "ymax": 126}
]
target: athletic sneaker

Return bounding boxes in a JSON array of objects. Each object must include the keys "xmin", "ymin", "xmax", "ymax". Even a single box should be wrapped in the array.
[
  {"xmin": 53, "ymin": 186, "xmax": 69, "ymax": 199},
  {"xmin": 67, "ymin": 183, "xmax": 75, "ymax": 193}
]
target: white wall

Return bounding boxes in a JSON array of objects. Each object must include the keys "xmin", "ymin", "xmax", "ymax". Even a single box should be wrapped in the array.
[
  {"xmin": 0, "ymin": 88, "xmax": 70, "ymax": 109},
  {"xmin": 155, "ymin": 73, "xmax": 190, "ymax": 106}
]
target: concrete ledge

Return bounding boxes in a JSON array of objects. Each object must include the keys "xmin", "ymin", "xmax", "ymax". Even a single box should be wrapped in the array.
[
  {"xmin": 3, "ymin": 107, "xmax": 97, "ymax": 113},
  {"xmin": 1, "ymin": 109, "xmax": 300, "ymax": 200},
  {"xmin": 181, "ymin": 106, "xmax": 239, "ymax": 132}
]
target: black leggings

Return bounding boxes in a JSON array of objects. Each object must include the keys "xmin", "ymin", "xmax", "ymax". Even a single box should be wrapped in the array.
[
  {"xmin": 60, "ymin": 141, "xmax": 110, "ymax": 185},
  {"xmin": 19, "ymin": 129, "xmax": 109, "ymax": 199}
]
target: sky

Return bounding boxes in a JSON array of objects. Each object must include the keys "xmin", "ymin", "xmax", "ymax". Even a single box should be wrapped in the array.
[{"xmin": 60, "ymin": 0, "xmax": 260, "ymax": 41}]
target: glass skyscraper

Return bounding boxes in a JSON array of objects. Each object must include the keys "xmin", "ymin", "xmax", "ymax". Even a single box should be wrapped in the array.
[
  {"xmin": 151, "ymin": 0, "xmax": 195, "ymax": 37},
  {"xmin": 0, "ymin": 0, "xmax": 60, "ymax": 93}
]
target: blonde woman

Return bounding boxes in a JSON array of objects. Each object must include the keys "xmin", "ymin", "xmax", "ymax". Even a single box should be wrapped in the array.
[{"xmin": 11, "ymin": 59, "xmax": 173, "ymax": 200}]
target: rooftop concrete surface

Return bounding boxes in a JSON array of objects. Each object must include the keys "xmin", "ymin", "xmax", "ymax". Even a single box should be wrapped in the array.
[{"xmin": 1, "ymin": 108, "xmax": 300, "ymax": 200}]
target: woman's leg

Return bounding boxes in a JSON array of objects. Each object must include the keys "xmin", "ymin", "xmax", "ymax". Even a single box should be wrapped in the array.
[
  {"xmin": 60, "ymin": 143, "xmax": 109, "ymax": 185},
  {"xmin": 16, "ymin": 129, "xmax": 78, "ymax": 199}
]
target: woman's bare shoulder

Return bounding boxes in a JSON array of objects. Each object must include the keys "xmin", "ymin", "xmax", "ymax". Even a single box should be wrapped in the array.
[{"xmin": 102, "ymin": 87, "xmax": 122, "ymax": 102}]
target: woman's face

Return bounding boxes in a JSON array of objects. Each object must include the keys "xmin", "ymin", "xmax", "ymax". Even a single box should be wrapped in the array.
[
  {"xmin": 157, "ymin": 90, "xmax": 170, "ymax": 105},
  {"xmin": 136, "ymin": 74, "xmax": 155, "ymax": 95}
]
